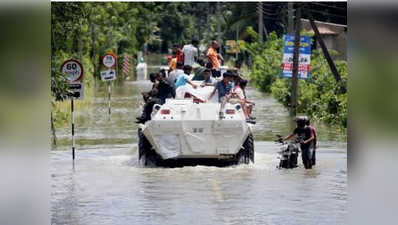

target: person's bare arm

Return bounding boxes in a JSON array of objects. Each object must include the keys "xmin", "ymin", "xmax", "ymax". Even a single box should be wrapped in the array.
[
  {"xmin": 302, "ymin": 132, "xmax": 314, "ymax": 145},
  {"xmin": 186, "ymin": 78, "xmax": 198, "ymax": 89},
  {"xmin": 282, "ymin": 133, "xmax": 295, "ymax": 141},
  {"xmin": 201, "ymin": 82, "xmax": 214, "ymax": 87}
]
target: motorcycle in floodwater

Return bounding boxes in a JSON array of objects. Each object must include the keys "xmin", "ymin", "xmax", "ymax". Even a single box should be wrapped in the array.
[{"xmin": 275, "ymin": 135, "xmax": 301, "ymax": 169}]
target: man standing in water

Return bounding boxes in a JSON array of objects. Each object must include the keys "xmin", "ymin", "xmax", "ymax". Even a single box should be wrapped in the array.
[
  {"xmin": 305, "ymin": 116, "xmax": 318, "ymax": 165},
  {"xmin": 282, "ymin": 117, "xmax": 315, "ymax": 169},
  {"xmin": 182, "ymin": 39, "xmax": 199, "ymax": 66}
]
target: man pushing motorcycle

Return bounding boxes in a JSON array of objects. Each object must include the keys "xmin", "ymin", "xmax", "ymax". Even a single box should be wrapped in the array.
[{"xmin": 282, "ymin": 116, "xmax": 315, "ymax": 169}]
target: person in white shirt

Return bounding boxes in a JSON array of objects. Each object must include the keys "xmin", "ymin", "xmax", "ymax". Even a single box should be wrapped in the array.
[
  {"xmin": 167, "ymin": 62, "xmax": 184, "ymax": 86},
  {"xmin": 182, "ymin": 39, "xmax": 199, "ymax": 66}
]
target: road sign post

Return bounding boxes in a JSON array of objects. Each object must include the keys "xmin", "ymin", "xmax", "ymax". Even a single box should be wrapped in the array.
[
  {"xmin": 61, "ymin": 59, "xmax": 84, "ymax": 160},
  {"xmin": 101, "ymin": 53, "xmax": 117, "ymax": 117}
]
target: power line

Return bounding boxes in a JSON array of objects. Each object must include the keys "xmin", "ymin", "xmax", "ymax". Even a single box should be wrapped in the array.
[
  {"xmin": 310, "ymin": 2, "xmax": 347, "ymax": 11},
  {"xmin": 257, "ymin": 7, "xmax": 286, "ymax": 16},
  {"xmin": 309, "ymin": 9, "xmax": 347, "ymax": 19}
]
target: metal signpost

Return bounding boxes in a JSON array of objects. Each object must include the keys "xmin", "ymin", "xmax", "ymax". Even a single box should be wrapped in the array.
[
  {"xmin": 281, "ymin": 35, "xmax": 312, "ymax": 79},
  {"xmin": 101, "ymin": 53, "xmax": 117, "ymax": 116},
  {"xmin": 61, "ymin": 59, "xmax": 84, "ymax": 160}
]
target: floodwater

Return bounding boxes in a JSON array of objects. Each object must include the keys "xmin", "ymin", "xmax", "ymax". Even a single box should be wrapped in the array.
[{"xmin": 51, "ymin": 59, "xmax": 347, "ymax": 225}]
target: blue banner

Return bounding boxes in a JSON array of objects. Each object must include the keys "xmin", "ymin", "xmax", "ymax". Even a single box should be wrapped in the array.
[{"xmin": 281, "ymin": 35, "xmax": 311, "ymax": 79}]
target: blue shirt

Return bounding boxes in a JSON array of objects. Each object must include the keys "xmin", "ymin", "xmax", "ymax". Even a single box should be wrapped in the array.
[
  {"xmin": 175, "ymin": 73, "xmax": 189, "ymax": 89},
  {"xmin": 215, "ymin": 81, "xmax": 233, "ymax": 100},
  {"xmin": 203, "ymin": 77, "xmax": 217, "ymax": 85}
]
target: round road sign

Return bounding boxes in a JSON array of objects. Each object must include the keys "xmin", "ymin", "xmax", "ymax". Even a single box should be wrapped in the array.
[
  {"xmin": 61, "ymin": 59, "xmax": 84, "ymax": 83},
  {"xmin": 102, "ymin": 54, "xmax": 116, "ymax": 68}
]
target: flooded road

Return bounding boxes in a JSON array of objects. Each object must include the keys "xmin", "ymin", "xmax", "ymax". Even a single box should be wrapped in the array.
[{"xmin": 51, "ymin": 68, "xmax": 347, "ymax": 224}]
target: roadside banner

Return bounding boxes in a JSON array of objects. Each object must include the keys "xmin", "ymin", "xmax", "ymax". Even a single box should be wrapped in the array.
[
  {"xmin": 225, "ymin": 40, "xmax": 244, "ymax": 54},
  {"xmin": 281, "ymin": 35, "xmax": 311, "ymax": 79}
]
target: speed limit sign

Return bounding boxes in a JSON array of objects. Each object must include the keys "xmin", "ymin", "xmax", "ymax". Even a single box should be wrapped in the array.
[
  {"xmin": 61, "ymin": 59, "xmax": 84, "ymax": 83},
  {"xmin": 102, "ymin": 54, "xmax": 116, "ymax": 68}
]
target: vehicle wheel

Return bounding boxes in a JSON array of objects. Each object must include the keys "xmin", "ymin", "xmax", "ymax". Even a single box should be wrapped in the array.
[
  {"xmin": 236, "ymin": 133, "xmax": 254, "ymax": 164},
  {"xmin": 289, "ymin": 156, "xmax": 296, "ymax": 169},
  {"xmin": 137, "ymin": 128, "xmax": 162, "ymax": 166}
]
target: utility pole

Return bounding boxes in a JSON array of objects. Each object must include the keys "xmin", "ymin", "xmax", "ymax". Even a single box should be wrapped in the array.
[
  {"xmin": 217, "ymin": 2, "xmax": 222, "ymax": 53},
  {"xmin": 304, "ymin": 4, "xmax": 346, "ymax": 94},
  {"xmin": 194, "ymin": 6, "xmax": 198, "ymax": 40},
  {"xmin": 197, "ymin": 6, "xmax": 201, "ymax": 42},
  {"xmin": 290, "ymin": 4, "xmax": 301, "ymax": 116},
  {"xmin": 78, "ymin": 23, "xmax": 82, "ymax": 62},
  {"xmin": 206, "ymin": 2, "xmax": 210, "ymax": 45},
  {"xmin": 288, "ymin": 2, "xmax": 294, "ymax": 34},
  {"xmin": 258, "ymin": 2, "xmax": 263, "ymax": 42},
  {"xmin": 91, "ymin": 23, "xmax": 97, "ymax": 86},
  {"xmin": 236, "ymin": 23, "xmax": 239, "ymax": 60}
]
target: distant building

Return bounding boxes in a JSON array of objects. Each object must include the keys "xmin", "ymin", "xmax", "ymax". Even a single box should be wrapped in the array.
[{"xmin": 301, "ymin": 19, "xmax": 347, "ymax": 60}]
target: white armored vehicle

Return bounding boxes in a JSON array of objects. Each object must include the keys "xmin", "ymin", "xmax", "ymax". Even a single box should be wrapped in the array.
[{"xmin": 137, "ymin": 75, "xmax": 254, "ymax": 167}]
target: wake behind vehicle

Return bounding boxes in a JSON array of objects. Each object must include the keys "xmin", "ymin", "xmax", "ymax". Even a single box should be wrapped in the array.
[
  {"xmin": 137, "ymin": 75, "xmax": 254, "ymax": 167},
  {"xmin": 275, "ymin": 135, "xmax": 300, "ymax": 169}
]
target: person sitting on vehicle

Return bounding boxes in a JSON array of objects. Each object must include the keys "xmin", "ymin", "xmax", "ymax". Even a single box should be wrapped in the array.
[
  {"xmin": 207, "ymin": 72, "xmax": 234, "ymax": 119},
  {"xmin": 173, "ymin": 43, "xmax": 184, "ymax": 63},
  {"xmin": 159, "ymin": 68, "xmax": 167, "ymax": 79},
  {"xmin": 200, "ymin": 69, "xmax": 217, "ymax": 87},
  {"xmin": 305, "ymin": 116, "xmax": 318, "ymax": 166},
  {"xmin": 167, "ymin": 61, "xmax": 184, "ymax": 86},
  {"xmin": 239, "ymin": 79, "xmax": 256, "ymax": 119},
  {"xmin": 230, "ymin": 71, "xmax": 241, "ymax": 89},
  {"xmin": 141, "ymin": 73, "xmax": 158, "ymax": 103},
  {"xmin": 136, "ymin": 72, "xmax": 175, "ymax": 124},
  {"xmin": 282, "ymin": 117, "xmax": 315, "ymax": 169},
  {"xmin": 169, "ymin": 51, "xmax": 177, "ymax": 71},
  {"xmin": 174, "ymin": 65, "xmax": 198, "ymax": 89},
  {"xmin": 192, "ymin": 59, "xmax": 206, "ymax": 81},
  {"xmin": 192, "ymin": 63, "xmax": 200, "ymax": 73},
  {"xmin": 229, "ymin": 79, "xmax": 255, "ymax": 123},
  {"xmin": 232, "ymin": 59, "xmax": 243, "ymax": 76}
]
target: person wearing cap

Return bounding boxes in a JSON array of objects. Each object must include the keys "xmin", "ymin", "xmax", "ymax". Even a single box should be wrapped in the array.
[
  {"xmin": 175, "ymin": 65, "xmax": 198, "ymax": 89},
  {"xmin": 200, "ymin": 69, "xmax": 217, "ymax": 87},
  {"xmin": 172, "ymin": 43, "xmax": 184, "ymax": 63},
  {"xmin": 182, "ymin": 39, "xmax": 199, "ymax": 66}
]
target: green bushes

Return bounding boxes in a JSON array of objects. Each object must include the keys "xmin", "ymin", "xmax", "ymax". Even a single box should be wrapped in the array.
[{"xmin": 245, "ymin": 29, "xmax": 347, "ymax": 130}]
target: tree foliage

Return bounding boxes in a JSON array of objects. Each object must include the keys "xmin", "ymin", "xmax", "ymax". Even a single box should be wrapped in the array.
[{"xmin": 245, "ymin": 30, "xmax": 347, "ymax": 129}]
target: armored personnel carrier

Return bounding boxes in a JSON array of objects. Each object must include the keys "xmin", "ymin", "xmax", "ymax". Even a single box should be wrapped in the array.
[{"xmin": 137, "ymin": 76, "xmax": 254, "ymax": 167}]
